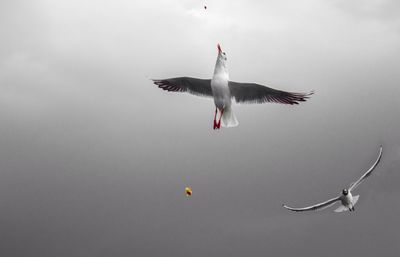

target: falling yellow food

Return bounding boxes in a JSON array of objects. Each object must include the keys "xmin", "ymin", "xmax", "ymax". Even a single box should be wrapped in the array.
[{"xmin": 185, "ymin": 187, "xmax": 193, "ymax": 196}]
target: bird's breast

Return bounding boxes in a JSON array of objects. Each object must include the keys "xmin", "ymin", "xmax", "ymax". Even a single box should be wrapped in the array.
[
  {"xmin": 341, "ymin": 194, "xmax": 353, "ymax": 206},
  {"xmin": 211, "ymin": 75, "xmax": 231, "ymax": 108},
  {"xmin": 211, "ymin": 74, "xmax": 229, "ymax": 94}
]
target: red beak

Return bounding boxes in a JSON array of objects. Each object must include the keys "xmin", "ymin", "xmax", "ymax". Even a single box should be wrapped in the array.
[{"xmin": 217, "ymin": 43, "xmax": 222, "ymax": 53}]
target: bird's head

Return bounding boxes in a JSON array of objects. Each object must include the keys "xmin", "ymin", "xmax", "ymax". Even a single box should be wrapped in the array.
[
  {"xmin": 342, "ymin": 189, "xmax": 348, "ymax": 195},
  {"xmin": 214, "ymin": 43, "xmax": 229, "ymax": 75},
  {"xmin": 217, "ymin": 43, "xmax": 227, "ymax": 62}
]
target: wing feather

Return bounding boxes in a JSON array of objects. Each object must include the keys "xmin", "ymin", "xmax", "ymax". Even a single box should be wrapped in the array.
[
  {"xmin": 349, "ymin": 145, "xmax": 383, "ymax": 192},
  {"xmin": 283, "ymin": 196, "xmax": 341, "ymax": 212},
  {"xmin": 152, "ymin": 77, "xmax": 212, "ymax": 98},
  {"xmin": 228, "ymin": 81, "xmax": 313, "ymax": 105}
]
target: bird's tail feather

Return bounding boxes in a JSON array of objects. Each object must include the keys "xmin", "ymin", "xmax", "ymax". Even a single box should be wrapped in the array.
[
  {"xmin": 221, "ymin": 107, "xmax": 239, "ymax": 128},
  {"xmin": 352, "ymin": 195, "xmax": 360, "ymax": 206},
  {"xmin": 334, "ymin": 205, "xmax": 348, "ymax": 212}
]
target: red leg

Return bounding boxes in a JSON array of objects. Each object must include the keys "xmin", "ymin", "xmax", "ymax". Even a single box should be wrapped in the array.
[
  {"xmin": 217, "ymin": 108, "xmax": 224, "ymax": 129},
  {"xmin": 213, "ymin": 108, "xmax": 218, "ymax": 129}
]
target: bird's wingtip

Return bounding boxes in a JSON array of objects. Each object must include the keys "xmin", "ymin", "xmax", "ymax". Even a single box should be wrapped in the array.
[
  {"xmin": 152, "ymin": 79, "xmax": 163, "ymax": 85},
  {"xmin": 305, "ymin": 90, "xmax": 315, "ymax": 97}
]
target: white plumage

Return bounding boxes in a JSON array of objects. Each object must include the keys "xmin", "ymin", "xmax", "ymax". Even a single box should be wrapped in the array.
[
  {"xmin": 153, "ymin": 44, "xmax": 313, "ymax": 129},
  {"xmin": 283, "ymin": 146, "xmax": 383, "ymax": 213}
]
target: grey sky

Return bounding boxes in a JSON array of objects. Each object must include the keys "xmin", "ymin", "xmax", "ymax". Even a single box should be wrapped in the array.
[{"xmin": 0, "ymin": 0, "xmax": 399, "ymax": 256}]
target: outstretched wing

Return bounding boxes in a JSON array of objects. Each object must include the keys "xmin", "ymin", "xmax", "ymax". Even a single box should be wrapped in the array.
[
  {"xmin": 349, "ymin": 145, "xmax": 383, "ymax": 192},
  {"xmin": 152, "ymin": 77, "xmax": 212, "ymax": 98},
  {"xmin": 283, "ymin": 196, "xmax": 341, "ymax": 212},
  {"xmin": 228, "ymin": 81, "xmax": 313, "ymax": 105}
]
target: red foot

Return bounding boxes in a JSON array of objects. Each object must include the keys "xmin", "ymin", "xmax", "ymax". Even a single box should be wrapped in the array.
[
  {"xmin": 213, "ymin": 108, "xmax": 218, "ymax": 130},
  {"xmin": 212, "ymin": 108, "xmax": 224, "ymax": 130},
  {"xmin": 216, "ymin": 109, "xmax": 224, "ymax": 129}
]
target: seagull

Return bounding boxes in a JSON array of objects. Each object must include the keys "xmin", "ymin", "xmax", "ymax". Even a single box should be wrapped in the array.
[
  {"xmin": 282, "ymin": 146, "xmax": 383, "ymax": 213},
  {"xmin": 152, "ymin": 44, "xmax": 313, "ymax": 129}
]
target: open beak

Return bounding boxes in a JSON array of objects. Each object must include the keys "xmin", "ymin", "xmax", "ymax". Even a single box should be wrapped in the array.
[{"xmin": 217, "ymin": 43, "xmax": 222, "ymax": 54}]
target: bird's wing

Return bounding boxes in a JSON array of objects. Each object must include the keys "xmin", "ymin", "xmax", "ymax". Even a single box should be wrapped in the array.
[
  {"xmin": 283, "ymin": 196, "xmax": 341, "ymax": 212},
  {"xmin": 349, "ymin": 145, "xmax": 383, "ymax": 192},
  {"xmin": 228, "ymin": 81, "xmax": 313, "ymax": 105},
  {"xmin": 152, "ymin": 77, "xmax": 212, "ymax": 98}
]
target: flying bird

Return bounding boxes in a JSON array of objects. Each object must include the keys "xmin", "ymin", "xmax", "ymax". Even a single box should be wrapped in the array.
[
  {"xmin": 283, "ymin": 145, "xmax": 383, "ymax": 213},
  {"xmin": 152, "ymin": 44, "xmax": 313, "ymax": 129}
]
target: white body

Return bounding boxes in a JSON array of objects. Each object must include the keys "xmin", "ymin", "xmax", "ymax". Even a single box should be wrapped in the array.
[
  {"xmin": 211, "ymin": 49, "xmax": 238, "ymax": 127},
  {"xmin": 211, "ymin": 70, "xmax": 230, "ymax": 110},
  {"xmin": 335, "ymin": 193, "xmax": 360, "ymax": 212}
]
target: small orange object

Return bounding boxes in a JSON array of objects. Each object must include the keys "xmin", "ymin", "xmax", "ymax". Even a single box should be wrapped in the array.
[{"xmin": 185, "ymin": 187, "xmax": 193, "ymax": 196}]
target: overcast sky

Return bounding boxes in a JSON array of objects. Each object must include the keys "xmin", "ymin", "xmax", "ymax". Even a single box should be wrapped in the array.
[{"xmin": 0, "ymin": 0, "xmax": 400, "ymax": 256}]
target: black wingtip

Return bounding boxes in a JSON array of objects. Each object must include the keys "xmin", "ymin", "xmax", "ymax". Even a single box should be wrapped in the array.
[
  {"xmin": 151, "ymin": 79, "xmax": 186, "ymax": 92},
  {"xmin": 152, "ymin": 79, "xmax": 165, "ymax": 87},
  {"xmin": 302, "ymin": 90, "xmax": 315, "ymax": 99},
  {"xmin": 285, "ymin": 90, "xmax": 314, "ymax": 104}
]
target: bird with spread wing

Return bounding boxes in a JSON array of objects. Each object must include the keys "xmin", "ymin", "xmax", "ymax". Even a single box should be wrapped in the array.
[
  {"xmin": 283, "ymin": 146, "xmax": 383, "ymax": 213},
  {"xmin": 152, "ymin": 44, "xmax": 313, "ymax": 129}
]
